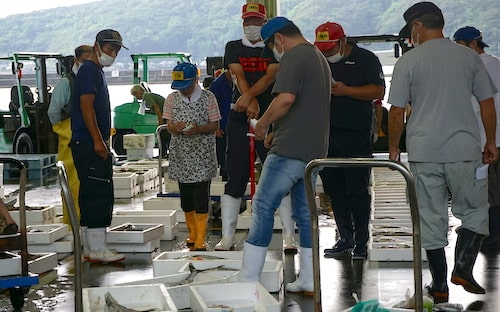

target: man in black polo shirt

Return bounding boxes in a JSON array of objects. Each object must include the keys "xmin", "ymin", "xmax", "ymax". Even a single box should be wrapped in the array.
[{"xmin": 315, "ymin": 22, "xmax": 385, "ymax": 259}]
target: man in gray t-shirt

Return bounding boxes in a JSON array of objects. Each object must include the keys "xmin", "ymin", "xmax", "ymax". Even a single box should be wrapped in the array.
[
  {"xmin": 233, "ymin": 17, "xmax": 331, "ymax": 296},
  {"xmin": 388, "ymin": 2, "xmax": 497, "ymax": 304}
]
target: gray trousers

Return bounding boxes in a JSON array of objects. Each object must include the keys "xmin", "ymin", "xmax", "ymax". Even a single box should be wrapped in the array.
[{"xmin": 410, "ymin": 160, "xmax": 489, "ymax": 250}]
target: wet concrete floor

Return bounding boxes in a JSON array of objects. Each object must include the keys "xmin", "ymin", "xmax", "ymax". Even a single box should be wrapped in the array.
[{"xmin": 0, "ymin": 172, "xmax": 499, "ymax": 312}]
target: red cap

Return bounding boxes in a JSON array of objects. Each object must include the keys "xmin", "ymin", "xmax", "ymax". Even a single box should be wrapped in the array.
[
  {"xmin": 314, "ymin": 22, "xmax": 345, "ymax": 52},
  {"xmin": 242, "ymin": 2, "xmax": 266, "ymax": 19}
]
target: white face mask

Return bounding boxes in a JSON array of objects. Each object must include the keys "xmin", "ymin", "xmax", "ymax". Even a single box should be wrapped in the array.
[
  {"xmin": 97, "ymin": 45, "xmax": 116, "ymax": 67},
  {"xmin": 72, "ymin": 63, "xmax": 80, "ymax": 75},
  {"xmin": 243, "ymin": 25, "xmax": 262, "ymax": 42},
  {"xmin": 326, "ymin": 43, "xmax": 343, "ymax": 63},
  {"xmin": 272, "ymin": 42, "xmax": 285, "ymax": 62}
]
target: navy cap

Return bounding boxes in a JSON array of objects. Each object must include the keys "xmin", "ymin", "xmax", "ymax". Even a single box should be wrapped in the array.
[
  {"xmin": 400, "ymin": 2, "xmax": 443, "ymax": 38},
  {"xmin": 171, "ymin": 62, "xmax": 198, "ymax": 90},
  {"xmin": 453, "ymin": 26, "xmax": 489, "ymax": 47}
]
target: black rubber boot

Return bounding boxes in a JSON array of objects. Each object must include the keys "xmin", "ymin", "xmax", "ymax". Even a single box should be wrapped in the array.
[
  {"xmin": 451, "ymin": 228, "xmax": 486, "ymax": 294},
  {"xmin": 480, "ymin": 205, "xmax": 500, "ymax": 254},
  {"xmin": 425, "ymin": 248, "xmax": 449, "ymax": 303},
  {"xmin": 324, "ymin": 202, "xmax": 354, "ymax": 257},
  {"xmin": 351, "ymin": 203, "xmax": 371, "ymax": 260}
]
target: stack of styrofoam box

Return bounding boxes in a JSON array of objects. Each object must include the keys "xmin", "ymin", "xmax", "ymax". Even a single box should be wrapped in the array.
[
  {"xmin": 27, "ymin": 224, "xmax": 74, "ymax": 257},
  {"xmin": 83, "ymin": 284, "xmax": 178, "ymax": 312},
  {"xmin": 119, "ymin": 162, "xmax": 159, "ymax": 193},
  {"xmin": 369, "ymin": 157, "xmax": 426, "ymax": 262},
  {"xmin": 123, "ymin": 133, "xmax": 155, "ymax": 161},
  {"xmin": 110, "ymin": 210, "xmax": 178, "ymax": 240},
  {"xmin": 113, "ymin": 171, "xmax": 140, "ymax": 199},
  {"xmin": 190, "ymin": 282, "xmax": 280, "ymax": 312},
  {"xmin": 143, "ymin": 197, "xmax": 183, "ymax": 222},
  {"xmin": 126, "ymin": 250, "xmax": 282, "ymax": 310},
  {"xmin": 106, "ymin": 223, "xmax": 164, "ymax": 256}
]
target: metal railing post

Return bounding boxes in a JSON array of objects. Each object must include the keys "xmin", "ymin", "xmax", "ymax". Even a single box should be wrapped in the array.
[
  {"xmin": 156, "ymin": 124, "xmax": 169, "ymax": 195},
  {"xmin": 56, "ymin": 161, "xmax": 83, "ymax": 312},
  {"xmin": 304, "ymin": 158, "xmax": 422, "ymax": 312}
]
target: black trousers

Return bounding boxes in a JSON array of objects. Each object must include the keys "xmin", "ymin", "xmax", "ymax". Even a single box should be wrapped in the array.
[
  {"xmin": 224, "ymin": 118, "xmax": 267, "ymax": 197},
  {"xmin": 319, "ymin": 128, "xmax": 372, "ymax": 245},
  {"xmin": 70, "ymin": 141, "xmax": 114, "ymax": 227},
  {"xmin": 178, "ymin": 180, "xmax": 211, "ymax": 214}
]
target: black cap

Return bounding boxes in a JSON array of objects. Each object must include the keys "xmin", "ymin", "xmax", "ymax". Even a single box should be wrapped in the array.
[
  {"xmin": 96, "ymin": 29, "xmax": 128, "ymax": 50},
  {"xmin": 400, "ymin": 2, "xmax": 443, "ymax": 38}
]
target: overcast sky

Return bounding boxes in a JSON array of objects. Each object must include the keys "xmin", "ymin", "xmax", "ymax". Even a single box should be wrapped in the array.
[{"xmin": 0, "ymin": 0, "xmax": 101, "ymax": 18}]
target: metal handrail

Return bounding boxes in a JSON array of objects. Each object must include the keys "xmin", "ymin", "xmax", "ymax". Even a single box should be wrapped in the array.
[
  {"xmin": 55, "ymin": 161, "xmax": 82, "ymax": 312},
  {"xmin": 304, "ymin": 158, "xmax": 423, "ymax": 312},
  {"xmin": 156, "ymin": 124, "xmax": 169, "ymax": 194}
]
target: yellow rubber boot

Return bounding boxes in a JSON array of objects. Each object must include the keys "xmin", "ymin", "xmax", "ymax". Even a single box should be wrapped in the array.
[
  {"xmin": 184, "ymin": 211, "xmax": 196, "ymax": 246},
  {"xmin": 194, "ymin": 213, "xmax": 208, "ymax": 251}
]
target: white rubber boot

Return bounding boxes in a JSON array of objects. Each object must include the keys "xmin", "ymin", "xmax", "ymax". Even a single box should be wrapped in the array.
[
  {"xmin": 86, "ymin": 227, "xmax": 125, "ymax": 263},
  {"xmin": 215, "ymin": 194, "xmax": 242, "ymax": 251},
  {"xmin": 278, "ymin": 194, "xmax": 298, "ymax": 253},
  {"xmin": 229, "ymin": 242, "xmax": 268, "ymax": 283},
  {"xmin": 286, "ymin": 247, "xmax": 314, "ymax": 296},
  {"xmin": 81, "ymin": 226, "xmax": 89, "ymax": 259}
]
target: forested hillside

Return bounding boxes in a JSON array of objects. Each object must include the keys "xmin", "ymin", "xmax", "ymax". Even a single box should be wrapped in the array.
[{"xmin": 0, "ymin": 0, "xmax": 498, "ymax": 65}]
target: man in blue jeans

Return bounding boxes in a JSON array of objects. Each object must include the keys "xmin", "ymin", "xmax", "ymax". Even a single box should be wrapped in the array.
[{"xmin": 233, "ymin": 17, "xmax": 331, "ymax": 295}]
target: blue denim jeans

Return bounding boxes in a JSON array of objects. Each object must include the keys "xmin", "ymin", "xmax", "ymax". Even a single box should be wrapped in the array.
[{"xmin": 247, "ymin": 153, "xmax": 315, "ymax": 248}]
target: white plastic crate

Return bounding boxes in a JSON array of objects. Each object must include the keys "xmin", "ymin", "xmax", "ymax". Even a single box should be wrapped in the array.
[
  {"xmin": 28, "ymin": 252, "xmax": 58, "ymax": 274},
  {"xmin": 26, "ymin": 224, "xmax": 69, "ymax": 244},
  {"xmin": 111, "ymin": 210, "xmax": 178, "ymax": 240},
  {"xmin": 189, "ymin": 282, "xmax": 280, "ymax": 312},
  {"xmin": 10, "ymin": 205, "xmax": 56, "ymax": 225},
  {"xmin": 152, "ymin": 253, "xmax": 283, "ymax": 293},
  {"xmin": 82, "ymin": 284, "xmax": 177, "ymax": 312},
  {"xmin": 107, "ymin": 237, "xmax": 161, "ymax": 253},
  {"xmin": 127, "ymin": 148, "xmax": 154, "ymax": 161},
  {"xmin": 107, "ymin": 223, "xmax": 164, "ymax": 244},
  {"xmin": 113, "ymin": 172, "xmax": 138, "ymax": 189},
  {"xmin": 28, "ymin": 235, "xmax": 74, "ymax": 254},
  {"xmin": 123, "ymin": 133, "xmax": 155, "ymax": 149},
  {"xmin": 0, "ymin": 251, "xmax": 21, "ymax": 277}
]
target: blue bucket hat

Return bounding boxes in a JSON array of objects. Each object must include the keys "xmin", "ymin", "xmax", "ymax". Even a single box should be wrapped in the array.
[
  {"xmin": 171, "ymin": 62, "xmax": 198, "ymax": 90},
  {"xmin": 453, "ymin": 26, "xmax": 489, "ymax": 47}
]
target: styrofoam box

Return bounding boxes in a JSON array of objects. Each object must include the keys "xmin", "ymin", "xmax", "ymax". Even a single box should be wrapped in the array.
[
  {"xmin": 127, "ymin": 148, "xmax": 154, "ymax": 161},
  {"xmin": 107, "ymin": 223, "xmax": 164, "ymax": 244},
  {"xmin": 28, "ymin": 252, "xmax": 58, "ymax": 274},
  {"xmin": 0, "ymin": 251, "xmax": 21, "ymax": 277},
  {"xmin": 123, "ymin": 133, "xmax": 155, "ymax": 149},
  {"xmin": 237, "ymin": 210, "xmax": 283, "ymax": 230},
  {"xmin": 10, "ymin": 205, "xmax": 56, "ymax": 225},
  {"xmin": 369, "ymin": 237, "xmax": 427, "ymax": 262},
  {"xmin": 113, "ymin": 172, "xmax": 138, "ymax": 189},
  {"xmin": 108, "ymin": 237, "xmax": 161, "ymax": 253},
  {"xmin": 28, "ymin": 234, "xmax": 74, "ymax": 254},
  {"xmin": 163, "ymin": 173, "xmax": 181, "ymax": 193},
  {"xmin": 26, "ymin": 224, "xmax": 69, "ymax": 244},
  {"xmin": 190, "ymin": 282, "xmax": 280, "ymax": 312},
  {"xmin": 111, "ymin": 210, "xmax": 178, "ymax": 240},
  {"xmin": 153, "ymin": 254, "xmax": 283, "ymax": 293},
  {"xmin": 82, "ymin": 284, "xmax": 178, "ymax": 312},
  {"xmin": 115, "ymin": 184, "xmax": 141, "ymax": 199},
  {"xmin": 144, "ymin": 197, "xmax": 182, "ymax": 211}
]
